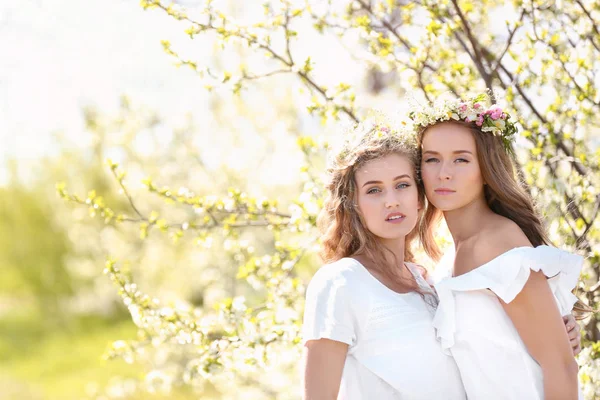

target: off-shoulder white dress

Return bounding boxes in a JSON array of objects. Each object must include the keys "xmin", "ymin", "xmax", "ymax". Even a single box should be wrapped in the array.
[
  {"xmin": 303, "ymin": 257, "xmax": 466, "ymax": 400},
  {"xmin": 432, "ymin": 245, "xmax": 584, "ymax": 400}
]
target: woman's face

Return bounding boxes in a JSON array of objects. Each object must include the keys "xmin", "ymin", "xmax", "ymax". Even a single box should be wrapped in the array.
[
  {"xmin": 355, "ymin": 153, "xmax": 420, "ymax": 245},
  {"xmin": 420, "ymin": 122, "xmax": 486, "ymax": 212}
]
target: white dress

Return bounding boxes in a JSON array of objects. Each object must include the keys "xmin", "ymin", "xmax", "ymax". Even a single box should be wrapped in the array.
[
  {"xmin": 303, "ymin": 258, "xmax": 466, "ymax": 399},
  {"xmin": 432, "ymin": 245, "xmax": 584, "ymax": 400}
]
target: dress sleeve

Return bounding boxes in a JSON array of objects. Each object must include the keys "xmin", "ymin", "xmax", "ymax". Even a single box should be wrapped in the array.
[
  {"xmin": 432, "ymin": 245, "xmax": 584, "ymax": 352},
  {"xmin": 487, "ymin": 246, "xmax": 584, "ymax": 315},
  {"xmin": 302, "ymin": 264, "xmax": 361, "ymax": 346}
]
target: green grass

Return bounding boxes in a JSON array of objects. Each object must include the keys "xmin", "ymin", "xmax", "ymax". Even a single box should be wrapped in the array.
[
  {"xmin": 0, "ymin": 311, "xmax": 206, "ymax": 400},
  {"xmin": 0, "ymin": 312, "xmax": 137, "ymax": 399}
]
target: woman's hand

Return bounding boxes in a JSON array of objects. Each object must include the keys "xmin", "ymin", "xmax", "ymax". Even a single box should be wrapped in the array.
[{"xmin": 563, "ymin": 314, "xmax": 581, "ymax": 356}]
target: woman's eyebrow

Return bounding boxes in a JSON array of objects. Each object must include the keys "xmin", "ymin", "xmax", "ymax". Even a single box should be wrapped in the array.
[
  {"xmin": 362, "ymin": 174, "xmax": 411, "ymax": 187},
  {"xmin": 423, "ymin": 150, "xmax": 473, "ymax": 155}
]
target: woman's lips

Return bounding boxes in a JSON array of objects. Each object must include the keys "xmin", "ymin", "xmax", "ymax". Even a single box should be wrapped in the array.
[
  {"xmin": 434, "ymin": 188, "xmax": 456, "ymax": 195},
  {"xmin": 385, "ymin": 212, "xmax": 406, "ymax": 223}
]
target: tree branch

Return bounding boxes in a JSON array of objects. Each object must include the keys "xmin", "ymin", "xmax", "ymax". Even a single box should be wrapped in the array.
[
  {"xmin": 110, "ymin": 168, "xmax": 145, "ymax": 220},
  {"xmin": 575, "ymin": 0, "xmax": 600, "ymax": 51},
  {"xmin": 283, "ymin": 11, "xmax": 294, "ymax": 66},
  {"xmin": 355, "ymin": 0, "xmax": 437, "ymax": 72},
  {"xmin": 449, "ymin": 0, "xmax": 493, "ymax": 91},
  {"xmin": 156, "ymin": 3, "xmax": 359, "ymax": 123},
  {"xmin": 242, "ymin": 69, "xmax": 291, "ymax": 80},
  {"xmin": 492, "ymin": 60, "xmax": 589, "ymax": 177},
  {"xmin": 579, "ymin": 194, "xmax": 600, "ymax": 248},
  {"xmin": 490, "ymin": 11, "xmax": 525, "ymax": 76}
]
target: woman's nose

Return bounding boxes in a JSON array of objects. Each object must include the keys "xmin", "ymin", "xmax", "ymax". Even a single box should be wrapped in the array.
[
  {"xmin": 384, "ymin": 192, "xmax": 400, "ymax": 208},
  {"xmin": 439, "ymin": 162, "xmax": 452, "ymax": 180}
]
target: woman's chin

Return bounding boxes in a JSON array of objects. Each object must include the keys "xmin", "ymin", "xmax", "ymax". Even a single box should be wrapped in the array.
[
  {"xmin": 429, "ymin": 199, "xmax": 460, "ymax": 212},
  {"xmin": 374, "ymin": 230, "xmax": 413, "ymax": 242}
]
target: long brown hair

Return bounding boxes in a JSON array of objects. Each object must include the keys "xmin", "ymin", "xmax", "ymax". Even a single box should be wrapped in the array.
[
  {"xmin": 318, "ymin": 122, "xmax": 436, "ymax": 293},
  {"xmin": 416, "ymin": 120, "xmax": 549, "ymax": 261},
  {"xmin": 416, "ymin": 120, "xmax": 591, "ymax": 317}
]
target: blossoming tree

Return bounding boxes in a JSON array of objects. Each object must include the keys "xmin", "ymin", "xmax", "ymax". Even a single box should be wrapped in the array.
[{"xmin": 59, "ymin": 0, "xmax": 600, "ymax": 398}]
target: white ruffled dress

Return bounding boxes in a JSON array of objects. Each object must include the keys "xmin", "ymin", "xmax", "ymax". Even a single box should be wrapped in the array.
[
  {"xmin": 303, "ymin": 257, "xmax": 466, "ymax": 400},
  {"xmin": 432, "ymin": 245, "xmax": 584, "ymax": 400}
]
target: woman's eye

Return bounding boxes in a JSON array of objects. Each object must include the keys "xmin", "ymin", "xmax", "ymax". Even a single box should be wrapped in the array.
[
  {"xmin": 424, "ymin": 158, "xmax": 439, "ymax": 163},
  {"xmin": 366, "ymin": 187, "xmax": 381, "ymax": 194},
  {"xmin": 455, "ymin": 158, "xmax": 469, "ymax": 163},
  {"xmin": 396, "ymin": 183, "xmax": 410, "ymax": 189}
]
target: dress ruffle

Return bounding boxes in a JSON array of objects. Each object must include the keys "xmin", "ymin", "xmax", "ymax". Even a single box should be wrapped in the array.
[{"xmin": 432, "ymin": 246, "xmax": 584, "ymax": 352}]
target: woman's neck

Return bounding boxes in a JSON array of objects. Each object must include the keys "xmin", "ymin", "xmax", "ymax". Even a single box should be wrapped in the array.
[
  {"xmin": 443, "ymin": 195, "xmax": 496, "ymax": 246},
  {"xmin": 379, "ymin": 237, "xmax": 406, "ymax": 267},
  {"xmin": 356, "ymin": 237, "xmax": 406, "ymax": 273}
]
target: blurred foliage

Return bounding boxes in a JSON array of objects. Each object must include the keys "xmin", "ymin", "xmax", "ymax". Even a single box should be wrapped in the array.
[
  {"xmin": 0, "ymin": 183, "xmax": 73, "ymax": 322},
  {"xmin": 3, "ymin": 0, "xmax": 597, "ymax": 399}
]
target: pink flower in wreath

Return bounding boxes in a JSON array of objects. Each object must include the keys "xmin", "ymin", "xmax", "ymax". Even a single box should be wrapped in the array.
[
  {"xmin": 488, "ymin": 106, "xmax": 503, "ymax": 120},
  {"xmin": 476, "ymin": 115, "xmax": 484, "ymax": 126}
]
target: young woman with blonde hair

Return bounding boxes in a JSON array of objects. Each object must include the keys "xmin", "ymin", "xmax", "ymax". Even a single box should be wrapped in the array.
[{"xmin": 302, "ymin": 120, "xmax": 466, "ymax": 399}]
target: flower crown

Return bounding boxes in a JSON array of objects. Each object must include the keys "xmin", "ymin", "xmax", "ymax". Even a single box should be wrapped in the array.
[
  {"xmin": 335, "ymin": 113, "xmax": 414, "ymax": 153},
  {"xmin": 327, "ymin": 112, "xmax": 418, "ymax": 173},
  {"xmin": 408, "ymin": 93, "xmax": 518, "ymax": 151}
]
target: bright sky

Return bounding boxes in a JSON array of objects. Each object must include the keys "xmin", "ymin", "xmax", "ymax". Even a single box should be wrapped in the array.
[
  {"xmin": 0, "ymin": 0, "xmax": 215, "ymax": 182},
  {"xmin": 0, "ymin": 0, "xmax": 527, "ymax": 187},
  {"xmin": 0, "ymin": 0, "xmax": 369, "ymax": 186}
]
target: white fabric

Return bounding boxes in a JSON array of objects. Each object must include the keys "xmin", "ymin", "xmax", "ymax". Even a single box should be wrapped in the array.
[
  {"xmin": 432, "ymin": 245, "xmax": 584, "ymax": 400},
  {"xmin": 303, "ymin": 258, "xmax": 466, "ymax": 400}
]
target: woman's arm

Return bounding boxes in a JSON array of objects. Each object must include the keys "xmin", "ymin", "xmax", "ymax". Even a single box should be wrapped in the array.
[
  {"xmin": 501, "ymin": 270, "xmax": 579, "ymax": 400},
  {"xmin": 302, "ymin": 338, "xmax": 349, "ymax": 400}
]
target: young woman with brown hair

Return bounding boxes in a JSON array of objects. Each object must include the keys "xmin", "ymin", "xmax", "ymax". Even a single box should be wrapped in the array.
[{"xmin": 413, "ymin": 94, "xmax": 584, "ymax": 400}]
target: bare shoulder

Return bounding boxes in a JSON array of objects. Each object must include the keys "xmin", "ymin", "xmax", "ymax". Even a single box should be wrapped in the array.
[
  {"xmin": 455, "ymin": 216, "xmax": 533, "ymax": 274},
  {"xmin": 475, "ymin": 216, "xmax": 532, "ymax": 263},
  {"xmin": 487, "ymin": 216, "xmax": 531, "ymax": 247}
]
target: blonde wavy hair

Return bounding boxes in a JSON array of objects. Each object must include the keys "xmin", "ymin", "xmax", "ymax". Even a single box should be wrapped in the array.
[{"xmin": 318, "ymin": 119, "xmax": 435, "ymax": 292}]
